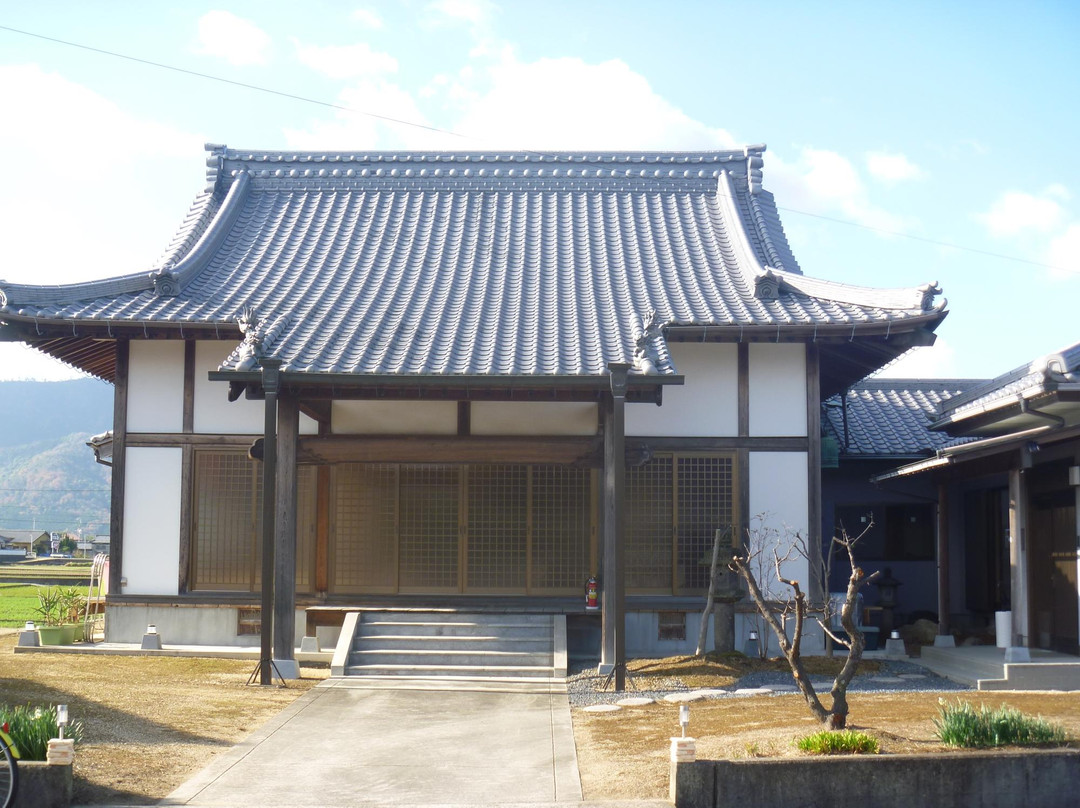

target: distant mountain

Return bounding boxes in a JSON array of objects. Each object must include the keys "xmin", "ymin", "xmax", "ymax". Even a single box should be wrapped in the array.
[{"xmin": 0, "ymin": 379, "xmax": 113, "ymax": 534}]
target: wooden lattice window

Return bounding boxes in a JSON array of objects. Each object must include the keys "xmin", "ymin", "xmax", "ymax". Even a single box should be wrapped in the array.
[
  {"xmin": 626, "ymin": 454, "xmax": 737, "ymax": 595},
  {"xmin": 190, "ymin": 450, "xmax": 316, "ymax": 593}
]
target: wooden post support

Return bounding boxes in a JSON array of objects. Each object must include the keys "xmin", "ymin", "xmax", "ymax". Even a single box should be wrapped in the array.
[
  {"xmin": 273, "ymin": 391, "xmax": 300, "ymax": 676},
  {"xmin": 259, "ymin": 360, "xmax": 281, "ymax": 686},
  {"xmin": 936, "ymin": 481, "xmax": 951, "ymax": 637},
  {"xmin": 1008, "ymin": 467, "xmax": 1029, "ymax": 647},
  {"xmin": 108, "ymin": 340, "xmax": 129, "ymax": 597},
  {"xmin": 600, "ymin": 363, "xmax": 629, "ymax": 690}
]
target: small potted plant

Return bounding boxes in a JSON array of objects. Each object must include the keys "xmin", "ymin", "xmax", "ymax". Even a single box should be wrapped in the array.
[
  {"xmin": 60, "ymin": 587, "xmax": 86, "ymax": 643},
  {"xmin": 34, "ymin": 587, "xmax": 68, "ymax": 645}
]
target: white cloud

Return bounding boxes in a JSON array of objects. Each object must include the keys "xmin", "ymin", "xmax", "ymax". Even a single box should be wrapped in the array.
[
  {"xmin": 293, "ymin": 39, "xmax": 398, "ymax": 79},
  {"xmin": 194, "ymin": 10, "xmax": 272, "ymax": 66},
  {"xmin": 1047, "ymin": 223, "xmax": 1080, "ymax": 280},
  {"xmin": 875, "ymin": 338, "xmax": 958, "ymax": 379},
  {"xmin": 976, "ymin": 189, "xmax": 1067, "ymax": 237},
  {"xmin": 865, "ymin": 151, "xmax": 926, "ymax": 183},
  {"xmin": 448, "ymin": 56, "xmax": 737, "ymax": 151},
  {"xmin": 351, "ymin": 7, "xmax": 384, "ymax": 29},
  {"xmin": 0, "ymin": 64, "xmax": 203, "ymax": 288},
  {"xmin": 767, "ymin": 148, "xmax": 914, "ymax": 235},
  {"xmin": 425, "ymin": 0, "xmax": 495, "ymax": 29}
]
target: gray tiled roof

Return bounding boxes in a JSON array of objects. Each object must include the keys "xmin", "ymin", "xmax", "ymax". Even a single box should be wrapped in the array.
[
  {"xmin": 931, "ymin": 341, "xmax": 1080, "ymax": 428},
  {"xmin": 824, "ymin": 379, "xmax": 985, "ymax": 457},
  {"xmin": 0, "ymin": 146, "xmax": 946, "ymax": 379}
]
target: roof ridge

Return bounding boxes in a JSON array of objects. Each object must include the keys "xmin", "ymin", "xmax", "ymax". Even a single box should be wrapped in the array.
[{"xmin": 218, "ymin": 145, "xmax": 768, "ymax": 165}]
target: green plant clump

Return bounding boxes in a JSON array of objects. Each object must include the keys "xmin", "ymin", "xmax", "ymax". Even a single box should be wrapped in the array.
[
  {"xmin": 0, "ymin": 704, "xmax": 85, "ymax": 761},
  {"xmin": 796, "ymin": 730, "xmax": 879, "ymax": 755},
  {"xmin": 933, "ymin": 699, "xmax": 1067, "ymax": 748}
]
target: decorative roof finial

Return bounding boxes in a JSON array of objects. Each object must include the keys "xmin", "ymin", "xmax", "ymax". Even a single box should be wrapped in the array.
[
  {"xmin": 755, "ymin": 268, "xmax": 782, "ymax": 300},
  {"xmin": 633, "ymin": 308, "xmax": 665, "ymax": 375},
  {"xmin": 917, "ymin": 281, "xmax": 942, "ymax": 311}
]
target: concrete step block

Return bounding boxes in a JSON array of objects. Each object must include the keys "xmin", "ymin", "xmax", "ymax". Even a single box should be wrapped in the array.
[{"xmin": 353, "ymin": 635, "xmax": 553, "ymax": 653}]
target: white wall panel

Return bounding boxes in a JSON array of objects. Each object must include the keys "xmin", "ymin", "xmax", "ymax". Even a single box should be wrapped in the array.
[
  {"xmin": 471, "ymin": 402, "xmax": 597, "ymax": 436},
  {"xmin": 748, "ymin": 343, "xmax": 807, "ymax": 436},
  {"xmin": 122, "ymin": 447, "xmax": 182, "ymax": 596},
  {"xmin": 191, "ymin": 342, "xmax": 318, "ymax": 434},
  {"xmin": 627, "ymin": 343, "xmax": 738, "ymax": 437},
  {"xmin": 194, "ymin": 342, "xmax": 262, "ymax": 434},
  {"xmin": 749, "ymin": 451, "xmax": 809, "ymax": 586},
  {"xmin": 127, "ymin": 341, "xmax": 184, "ymax": 433},
  {"xmin": 331, "ymin": 401, "xmax": 458, "ymax": 434}
]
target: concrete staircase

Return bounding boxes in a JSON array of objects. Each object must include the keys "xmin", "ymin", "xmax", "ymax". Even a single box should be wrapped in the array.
[
  {"xmin": 331, "ymin": 610, "xmax": 567, "ymax": 683},
  {"xmin": 920, "ymin": 645, "xmax": 1080, "ymax": 690}
]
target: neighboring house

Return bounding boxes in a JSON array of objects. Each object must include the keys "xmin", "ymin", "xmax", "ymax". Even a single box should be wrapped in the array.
[
  {"xmin": 0, "ymin": 145, "xmax": 947, "ymax": 668},
  {"xmin": 877, "ymin": 343, "xmax": 1080, "ymax": 655},
  {"xmin": 821, "ymin": 380, "xmax": 984, "ymax": 624},
  {"xmin": 0, "ymin": 529, "xmax": 49, "ymax": 557}
]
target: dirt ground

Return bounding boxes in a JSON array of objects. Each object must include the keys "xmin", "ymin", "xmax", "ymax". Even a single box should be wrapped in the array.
[
  {"xmin": 0, "ymin": 631, "xmax": 326, "ymax": 804},
  {"xmin": 571, "ymin": 655, "xmax": 1080, "ymax": 800},
  {"xmin": 2, "ymin": 635, "xmax": 1078, "ymax": 804}
]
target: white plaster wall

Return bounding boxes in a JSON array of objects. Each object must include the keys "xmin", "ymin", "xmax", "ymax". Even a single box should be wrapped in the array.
[
  {"xmin": 748, "ymin": 343, "xmax": 807, "ymax": 436},
  {"xmin": 122, "ymin": 447, "xmax": 182, "ymax": 596},
  {"xmin": 749, "ymin": 451, "xmax": 809, "ymax": 587},
  {"xmin": 471, "ymin": 402, "xmax": 597, "ymax": 435},
  {"xmin": 194, "ymin": 342, "xmax": 262, "ymax": 434},
  {"xmin": 332, "ymin": 401, "xmax": 458, "ymax": 434},
  {"xmin": 626, "ymin": 343, "xmax": 738, "ymax": 437},
  {"xmin": 127, "ymin": 341, "xmax": 184, "ymax": 433},
  {"xmin": 193, "ymin": 341, "xmax": 318, "ymax": 435}
]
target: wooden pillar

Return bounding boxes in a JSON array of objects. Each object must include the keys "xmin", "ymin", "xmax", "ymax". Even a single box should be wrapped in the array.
[
  {"xmin": 177, "ymin": 340, "xmax": 196, "ymax": 595},
  {"xmin": 599, "ymin": 364, "xmax": 629, "ymax": 689},
  {"xmin": 737, "ymin": 344, "xmax": 750, "ymax": 552},
  {"xmin": 936, "ymin": 481, "xmax": 951, "ymax": 636},
  {"xmin": 273, "ymin": 392, "xmax": 300, "ymax": 675},
  {"xmin": 805, "ymin": 343, "xmax": 823, "ymax": 603},
  {"xmin": 1008, "ymin": 467, "xmax": 1029, "ymax": 647},
  {"xmin": 258, "ymin": 360, "xmax": 281, "ymax": 685},
  {"xmin": 108, "ymin": 340, "xmax": 129, "ymax": 597}
]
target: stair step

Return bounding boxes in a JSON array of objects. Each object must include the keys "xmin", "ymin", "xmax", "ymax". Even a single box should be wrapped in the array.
[
  {"xmin": 354, "ymin": 635, "xmax": 553, "ymax": 652},
  {"xmin": 346, "ymin": 663, "xmax": 557, "ymax": 678},
  {"xmin": 350, "ymin": 649, "xmax": 553, "ymax": 667},
  {"xmin": 359, "ymin": 621, "xmax": 551, "ymax": 638},
  {"xmin": 358, "ymin": 611, "xmax": 554, "ymax": 625}
]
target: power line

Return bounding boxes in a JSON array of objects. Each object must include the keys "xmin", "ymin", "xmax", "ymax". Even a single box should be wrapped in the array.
[{"xmin": 1, "ymin": 23, "xmax": 1074, "ymax": 276}]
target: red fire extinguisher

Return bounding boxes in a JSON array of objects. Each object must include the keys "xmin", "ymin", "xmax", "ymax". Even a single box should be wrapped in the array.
[{"xmin": 585, "ymin": 576, "xmax": 599, "ymax": 610}]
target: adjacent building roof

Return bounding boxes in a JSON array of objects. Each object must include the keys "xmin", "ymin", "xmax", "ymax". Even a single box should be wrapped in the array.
[
  {"xmin": 1, "ymin": 145, "xmax": 947, "ymax": 392},
  {"xmin": 824, "ymin": 379, "xmax": 984, "ymax": 459},
  {"xmin": 930, "ymin": 341, "xmax": 1080, "ymax": 437}
]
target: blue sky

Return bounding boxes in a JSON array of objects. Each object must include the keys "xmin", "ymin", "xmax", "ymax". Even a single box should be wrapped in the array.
[{"xmin": 0, "ymin": 1, "xmax": 1077, "ymax": 381}]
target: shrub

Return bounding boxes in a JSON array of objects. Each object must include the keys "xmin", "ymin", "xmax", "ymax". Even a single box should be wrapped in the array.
[
  {"xmin": 0, "ymin": 704, "xmax": 85, "ymax": 761},
  {"xmin": 796, "ymin": 730, "xmax": 879, "ymax": 755},
  {"xmin": 933, "ymin": 699, "xmax": 1067, "ymax": 748}
]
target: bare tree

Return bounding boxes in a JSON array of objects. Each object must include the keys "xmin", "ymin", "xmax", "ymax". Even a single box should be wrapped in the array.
[{"xmin": 730, "ymin": 522, "xmax": 877, "ymax": 729}]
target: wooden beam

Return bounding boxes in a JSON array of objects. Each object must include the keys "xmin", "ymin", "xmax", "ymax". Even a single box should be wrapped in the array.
[
  {"xmin": 457, "ymin": 401, "xmax": 471, "ymax": 436},
  {"xmin": 297, "ymin": 435, "xmax": 602, "ymax": 466},
  {"xmin": 108, "ymin": 340, "xmax": 129, "ymax": 597},
  {"xmin": 299, "ymin": 400, "xmax": 332, "ymax": 425},
  {"xmin": 274, "ymin": 392, "xmax": 300, "ymax": 668}
]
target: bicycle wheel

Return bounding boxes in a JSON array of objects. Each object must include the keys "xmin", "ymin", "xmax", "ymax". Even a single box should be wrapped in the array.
[{"xmin": 0, "ymin": 738, "xmax": 16, "ymax": 808}]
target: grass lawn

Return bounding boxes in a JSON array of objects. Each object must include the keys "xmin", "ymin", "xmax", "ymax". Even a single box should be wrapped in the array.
[
  {"xmin": 0, "ymin": 630, "xmax": 326, "ymax": 804},
  {"xmin": 571, "ymin": 655, "xmax": 1080, "ymax": 800},
  {"xmin": 0, "ymin": 583, "xmax": 44, "ymax": 627}
]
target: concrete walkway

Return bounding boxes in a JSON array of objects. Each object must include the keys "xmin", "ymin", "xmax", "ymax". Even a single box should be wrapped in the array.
[{"xmin": 160, "ymin": 677, "xmax": 584, "ymax": 807}]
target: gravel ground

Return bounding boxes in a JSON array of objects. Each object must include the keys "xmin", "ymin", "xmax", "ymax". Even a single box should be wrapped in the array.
[{"xmin": 567, "ymin": 658, "xmax": 970, "ymax": 707}]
